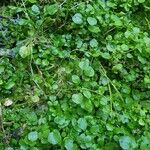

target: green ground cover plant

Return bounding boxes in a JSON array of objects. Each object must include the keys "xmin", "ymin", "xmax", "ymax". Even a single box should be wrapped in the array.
[{"xmin": 0, "ymin": 0, "xmax": 150, "ymax": 149}]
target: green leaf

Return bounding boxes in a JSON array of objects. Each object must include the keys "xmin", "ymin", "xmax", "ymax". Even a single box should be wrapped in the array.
[
  {"xmin": 72, "ymin": 13, "xmax": 83, "ymax": 24},
  {"xmin": 133, "ymin": 27, "xmax": 140, "ymax": 34},
  {"xmin": 139, "ymin": 118, "xmax": 145, "ymax": 126},
  {"xmin": 127, "ymin": 53, "xmax": 133, "ymax": 58},
  {"xmin": 100, "ymin": 97, "xmax": 108, "ymax": 105},
  {"xmin": 99, "ymin": 76, "xmax": 109, "ymax": 85},
  {"xmin": 27, "ymin": 0, "xmax": 37, "ymax": 3},
  {"xmin": 83, "ymin": 91, "xmax": 91, "ymax": 99},
  {"xmin": 82, "ymin": 99, "xmax": 93, "ymax": 112},
  {"xmin": 28, "ymin": 131, "xmax": 38, "ymax": 142},
  {"xmin": 31, "ymin": 95, "xmax": 40, "ymax": 103},
  {"xmin": 87, "ymin": 17, "xmax": 97, "ymax": 26},
  {"xmin": 119, "ymin": 136, "xmax": 137, "ymax": 149},
  {"xmin": 0, "ymin": 66, "xmax": 4, "ymax": 74},
  {"xmin": 64, "ymin": 138, "xmax": 74, "ymax": 150},
  {"xmin": 72, "ymin": 93, "xmax": 83, "ymax": 104},
  {"xmin": 138, "ymin": 0, "xmax": 145, "ymax": 3},
  {"xmin": 112, "ymin": 64, "xmax": 123, "ymax": 71},
  {"xmin": 88, "ymin": 26, "xmax": 100, "ymax": 33},
  {"xmin": 144, "ymin": 75, "xmax": 150, "ymax": 84},
  {"xmin": 48, "ymin": 129, "xmax": 61, "ymax": 145},
  {"xmin": 79, "ymin": 58, "xmax": 89, "ymax": 70},
  {"xmin": 121, "ymin": 44, "xmax": 129, "ymax": 51},
  {"xmin": 31, "ymin": 5, "xmax": 40, "ymax": 13},
  {"xmin": 106, "ymin": 124, "xmax": 113, "ymax": 131},
  {"xmin": 84, "ymin": 66, "xmax": 95, "ymax": 77},
  {"xmin": 76, "ymin": 40, "xmax": 83, "ymax": 48},
  {"xmin": 5, "ymin": 81, "xmax": 15, "ymax": 90},
  {"xmin": 44, "ymin": 4, "xmax": 59, "ymax": 15},
  {"xmin": 72, "ymin": 75, "xmax": 80, "ymax": 84},
  {"xmin": 26, "ymin": 112, "xmax": 38, "ymax": 124},
  {"xmin": 144, "ymin": 37, "xmax": 150, "ymax": 45},
  {"xmin": 101, "ymin": 52, "xmax": 111, "ymax": 59},
  {"xmin": 111, "ymin": 14, "xmax": 122, "ymax": 26},
  {"xmin": 78, "ymin": 118, "xmax": 87, "ymax": 131},
  {"xmin": 54, "ymin": 116, "xmax": 66, "ymax": 125},
  {"xmin": 90, "ymin": 39, "xmax": 98, "ymax": 48},
  {"xmin": 19, "ymin": 45, "xmax": 32, "ymax": 58},
  {"xmin": 5, "ymin": 147, "xmax": 14, "ymax": 150}
]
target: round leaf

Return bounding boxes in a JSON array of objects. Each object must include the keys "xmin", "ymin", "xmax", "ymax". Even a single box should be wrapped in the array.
[
  {"xmin": 19, "ymin": 45, "xmax": 32, "ymax": 58},
  {"xmin": 87, "ymin": 17, "xmax": 97, "ymax": 26},
  {"xmin": 31, "ymin": 5, "xmax": 40, "ymax": 13},
  {"xmin": 119, "ymin": 136, "xmax": 137, "ymax": 149},
  {"xmin": 79, "ymin": 58, "xmax": 89, "ymax": 70},
  {"xmin": 83, "ymin": 91, "xmax": 91, "ymax": 99},
  {"xmin": 84, "ymin": 66, "xmax": 95, "ymax": 77},
  {"xmin": 44, "ymin": 4, "xmax": 59, "ymax": 15},
  {"xmin": 72, "ymin": 75, "xmax": 80, "ymax": 84},
  {"xmin": 64, "ymin": 138, "xmax": 74, "ymax": 150},
  {"xmin": 78, "ymin": 118, "xmax": 87, "ymax": 131},
  {"xmin": 48, "ymin": 129, "xmax": 61, "ymax": 145},
  {"xmin": 28, "ymin": 131, "xmax": 38, "ymax": 142},
  {"xmin": 72, "ymin": 13, "xmax": 83, "ymax": 24},
  {"xmin": 90, "ymin": 39, "xmax": 98, "ymax": 48},
  {"xmin": 72, "ymin": 93, "xmax": 83, "ymax": 104},
  {"xmin": 82, "ymin": 99, "xmax": 93, "ymax": 112},
  {"xmin": 88, "ymin": 26, "xmax": 100, "ymax": 33}
]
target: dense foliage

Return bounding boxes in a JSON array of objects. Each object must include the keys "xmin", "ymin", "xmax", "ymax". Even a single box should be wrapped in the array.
[{"xmin": 0, "ymin": 0, "xmax": 150, "ymax": 149}]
